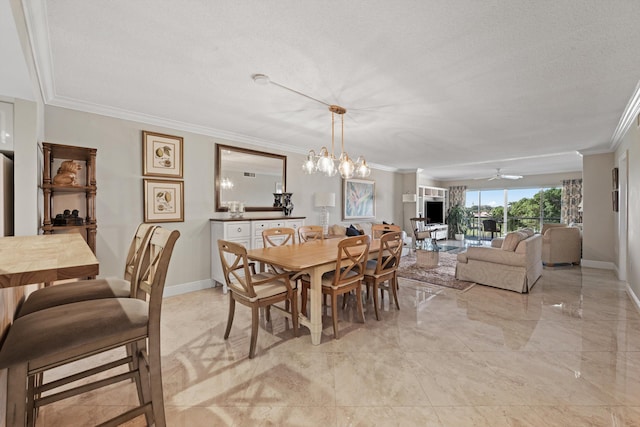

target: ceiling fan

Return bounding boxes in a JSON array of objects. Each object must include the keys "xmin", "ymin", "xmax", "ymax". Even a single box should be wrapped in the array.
[{"xmin": 477, "ymin": 168, "xmax": 524, "ymax": 181}]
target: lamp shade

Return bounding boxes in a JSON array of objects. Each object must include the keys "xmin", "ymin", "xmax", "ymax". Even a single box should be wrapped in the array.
[
  {"xmin": 314, "ymin": 192, "xmax": 336, "ymax": 208},
  {"xmin": 402, "ymin": 193, "xmax": 417, "ymax": 203}
]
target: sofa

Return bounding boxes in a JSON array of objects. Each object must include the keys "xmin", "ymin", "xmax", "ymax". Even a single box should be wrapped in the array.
[
  {"xmin": 455, "ymin": 229, "xmax": 543, "ymax": 293},
  {"xmin": 541, "ymin": 225, "xmax": 582, "ymax": 266},
  {"xmin": 329, "ymin": 222, "xmax": 412, "ymax": 256}
]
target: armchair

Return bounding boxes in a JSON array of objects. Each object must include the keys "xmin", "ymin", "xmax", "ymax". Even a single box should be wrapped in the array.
[{"xmin": 542, "ymin": 226, "xmax": 582, "ymax": 266}]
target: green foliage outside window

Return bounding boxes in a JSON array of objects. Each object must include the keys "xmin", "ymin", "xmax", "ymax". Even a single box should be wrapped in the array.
[{"xmin": 468, "ymin": 188, "xmax": 562, "ymax": 233}]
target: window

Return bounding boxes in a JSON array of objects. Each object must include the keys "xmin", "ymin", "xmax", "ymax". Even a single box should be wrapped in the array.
[{"xmin": 464, "ymin": 187, "xmax": 561, "ymax": 239}]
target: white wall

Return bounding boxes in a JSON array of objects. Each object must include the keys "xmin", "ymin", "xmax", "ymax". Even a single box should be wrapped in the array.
[
  {"xmin": 582, "ymin": 153, "xmax": 616, "ymax": 268},
  {"xmin": 615, "ymin": 119, "xmax": 639, "ymax": 301},
  {"xmin": 43, "ymin": 106, "xmax": 402, "ymax": 293}
]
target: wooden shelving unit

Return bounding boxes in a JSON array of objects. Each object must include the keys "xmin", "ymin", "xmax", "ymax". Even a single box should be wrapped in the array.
[{"xmin": 41, "ymin": 142, "xmax": 97, "ymax": 254}]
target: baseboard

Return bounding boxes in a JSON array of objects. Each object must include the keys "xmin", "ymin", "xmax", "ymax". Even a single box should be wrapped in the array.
[
  {"xmin": 163, "ymin": 279, "xmax": 216, "ymax": 297},
  {"xmin": 580, "ymin": 259, "xmax": 616, "ymax": 270},
  {"xmin": 627, "ymin": 284, "xmax": 640, "ymax": 313}
]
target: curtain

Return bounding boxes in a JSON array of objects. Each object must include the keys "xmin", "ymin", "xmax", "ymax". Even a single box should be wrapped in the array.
[
  {"xmin": 448, "ymin": 185, "xmax": 466, "ymax": 209},
  {"xmin": 561, "ymin": 179, "xmax": 582, "ymax": 224}
]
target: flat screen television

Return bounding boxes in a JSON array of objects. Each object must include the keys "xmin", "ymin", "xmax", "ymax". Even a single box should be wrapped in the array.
[{"xmin": 425, "ymin": 200, "xmax": 444, "ymax": 224}]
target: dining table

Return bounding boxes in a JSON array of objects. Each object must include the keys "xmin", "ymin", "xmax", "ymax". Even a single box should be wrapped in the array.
[
  {"xmin": 0, "ymin": 233, "xmax": 99, "ymax": 288},
  {"xmin": 247, "ymin": 237, "xmax": 381, "ymax": 345}
]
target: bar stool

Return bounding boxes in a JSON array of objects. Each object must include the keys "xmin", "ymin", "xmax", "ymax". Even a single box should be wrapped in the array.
[
  {"xmin": 0, "ymin": 227, "xmax": 180, "ymax": 426},
  {"xmin": 15, "ymin": 223, "xmax": 156, "ymax": 318}
]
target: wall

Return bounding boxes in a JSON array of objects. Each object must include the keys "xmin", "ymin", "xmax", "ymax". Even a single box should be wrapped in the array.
[
  {"xmin": 43, "ymin": 106, "xmax": 402, "ymax": 293},
  {"xmin": 615, "ymin": 119, "xmax": 639, "ymax": 303},
  {"xmin": 581, "ymin": 153, "xmax": 616, "ymax": 268}
]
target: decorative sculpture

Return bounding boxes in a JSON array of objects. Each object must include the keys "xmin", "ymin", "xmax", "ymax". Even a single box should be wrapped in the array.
[{"xmin": 53, "ymin": 160, "xmax": 82, "ymax": 186}]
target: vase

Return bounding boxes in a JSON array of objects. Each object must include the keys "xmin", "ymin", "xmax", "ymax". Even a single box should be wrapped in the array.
[{"xmin": 282, "ymin": 192, "xmax": 294, "ymax": 216}]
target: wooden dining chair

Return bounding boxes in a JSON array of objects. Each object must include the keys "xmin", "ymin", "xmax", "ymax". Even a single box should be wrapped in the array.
[
  {"xmin": 363, "ymin": 231, "xmax": 403, "ymax": 320},
  {"xmin": 301, "ymin": 235, "xmax": 370, "ymax": 339},
  {"xmin": 261, "ymin": 227, "xmax": 296, "ymax": 277},
  {"xmin": 16, "ymin": 223, "xmax": 157, "ymax": 318},
  {"xmin": 371, "ymin": 223, "xmax": 401, "ymax": 239},
  {"xmin": 298, "ymin": 225, "xmax": 324, "ymax": 242},
  {"xmin": 0, "ymin": 226, "xmax": 180, "ymax": 427},
  {"xmin": 262, "ymin": 227, "xmax": 296, "ymax": 247},
  {"xmin": 218, "ymin": 239, "xmax": 299, "ymax": 359}
]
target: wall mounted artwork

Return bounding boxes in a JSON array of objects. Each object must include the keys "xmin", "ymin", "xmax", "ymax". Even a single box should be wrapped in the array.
[
  {"xmin": 343, "ymin": 178, "xmax": 375, "ymax": 220},
  {"xmin": 143, "ymin": 131, "xmax": 183, "ymax": 178}
]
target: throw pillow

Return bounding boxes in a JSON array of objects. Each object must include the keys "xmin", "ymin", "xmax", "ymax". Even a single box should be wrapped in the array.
[
  {"xmin": 518, "ymin": 228, "xmax": 534, "ymax": 237},
  {"xmin": 346, "ymin": 225, "xmax": 361, "ymax": 236},
  {"xmin": 331, "ymin": 224, "xmax": 346, "ymax": 236},
  {"xmin": 501, "ymin": 232, "xmax": 524, "ymax": 251},
  {"xmin": 357, "ymin": 223, "xmax": 371, "ymax": 236}
]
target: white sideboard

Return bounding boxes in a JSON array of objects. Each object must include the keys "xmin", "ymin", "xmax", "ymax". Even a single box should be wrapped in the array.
[{"xmin": 210, "ymin": 216, "xmax": 305, "ymax": 293}]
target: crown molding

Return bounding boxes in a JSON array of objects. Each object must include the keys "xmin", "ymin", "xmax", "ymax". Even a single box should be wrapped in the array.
[
  {"xmin": 610, "ymin": 79, "xmax": 640, "ymax": 150},
  {"xmin": 48, "ymin": 94, "xmax": 396, "ymax": 172},
  {"xmin": 21, "ymin": 0, "xmax": 55, "ymax": 102},
  {"xmin": 577, "ymin": 147, "xmax": 613, "ymax": 156}
]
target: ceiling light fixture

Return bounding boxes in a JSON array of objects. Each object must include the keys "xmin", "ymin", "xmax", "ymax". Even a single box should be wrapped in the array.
[{"xmin": 252, "ymin": 74, "xmax": 370, "ymax": 179}]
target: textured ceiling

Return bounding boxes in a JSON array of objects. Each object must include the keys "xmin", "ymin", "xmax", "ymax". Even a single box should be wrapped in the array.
[{"xmin": 19, "ymin": 0, "xmax": 640, "ymax": 179}]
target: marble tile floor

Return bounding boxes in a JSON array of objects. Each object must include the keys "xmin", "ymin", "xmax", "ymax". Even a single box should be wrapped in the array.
[{"xmin": 35, "ymin": 264, "xmax": 640, "ymax": 426}]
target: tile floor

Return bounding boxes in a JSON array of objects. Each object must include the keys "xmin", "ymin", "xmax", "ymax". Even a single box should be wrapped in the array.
[{"xmin": 36, "ymin": 250, "xmax": 640, "ymax": 426}]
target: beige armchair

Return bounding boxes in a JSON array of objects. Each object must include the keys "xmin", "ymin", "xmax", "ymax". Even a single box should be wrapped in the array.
[{"xmin": 542, "ymin": 226, "xmax": 582, "ymax": 266}]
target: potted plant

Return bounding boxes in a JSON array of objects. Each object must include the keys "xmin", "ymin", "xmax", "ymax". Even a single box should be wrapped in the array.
[{"xmin": 446, "ymin": 205, "xmax": 468, "ymax": 240}]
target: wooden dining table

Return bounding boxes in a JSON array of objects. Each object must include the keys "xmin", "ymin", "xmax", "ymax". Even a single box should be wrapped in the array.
[
  {"xmin": 0, "ymin": 233, "xmax": 99, "ymax": 288},
  {"xmin": 247, "ymin": 237, "xmax": 380, "ymax": 345}
]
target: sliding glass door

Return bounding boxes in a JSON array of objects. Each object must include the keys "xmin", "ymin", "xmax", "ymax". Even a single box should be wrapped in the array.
[{"xmin": 465, "ymin": 187, "xmax": 561, "ymax": 240}]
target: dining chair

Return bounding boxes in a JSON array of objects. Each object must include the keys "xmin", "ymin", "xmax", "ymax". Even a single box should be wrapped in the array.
[
  {"xmin": 482, "ymin": 219, "xmax": 501, "ymax": 240},
  {"xmin": 16, "ymin": 223, "xmax": 157, "ymax": 318},
  {"xmin": 218, "ymin": 239, "xmax": 299, "ymax": 359},
  {"xmin": 363, "ymin": 231, "xmax": 403, "ymax": 320},
  {"xmin": 410, "ymin": 217, "xmax": 431, "ymax": 248},
  {"xmin": 371, "ymin": 223, "xmax": 401, "ymax": 239},
  {"xmin": 261, "ymin": 227, "xmax": 295, "ymax": 273},
  {"xmin": 298, "ymin": 225, "xmax": 325, "ymax": 242},
  {"xmin": 300, "ymin": 235, "xmax": 370, "ymax": 339},
  {"xmin": 262, "ymin": 227, "xmax": 296, "ymax": 248},
  {"xmin": 0, "ymin": 226, "xmax": 180, "ymax": 427}
]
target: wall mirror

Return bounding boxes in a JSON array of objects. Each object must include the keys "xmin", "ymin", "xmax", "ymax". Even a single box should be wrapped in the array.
[{"xmin": 215, "ymin": 144, "xmax": 287, "ymax": 212}]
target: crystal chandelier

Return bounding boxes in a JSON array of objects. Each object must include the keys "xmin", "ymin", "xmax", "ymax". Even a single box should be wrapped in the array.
[
  {"xmin": 301, "ymin": 105, "xmax": 370, "ymax": 178},
  {"xmin": 252, "ymin": 74, "xmax": 371, "ymax": 179}
]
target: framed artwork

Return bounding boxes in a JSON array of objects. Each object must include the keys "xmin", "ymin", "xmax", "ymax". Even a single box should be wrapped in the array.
[
  {"xmin": 144, "ymin": 179, "xmax": 184, "ymax": 223},
  {"xmin": 612, "ymin": 190, "xmax": 619, "ymax": 212},
  {"xmin": 143, "ymin": 131, "xmax": 183, "ymax": 178},
  {"xmin": 343, "ymin": 178, "xmax": 375, "ymax": 220},
  {"xmin": 612, "ymin": 167, "xmax": 619, "ymax": 190}
]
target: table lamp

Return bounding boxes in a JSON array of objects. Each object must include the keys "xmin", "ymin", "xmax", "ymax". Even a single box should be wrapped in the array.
[{"xmin": 314, "ymin": 192, "xmax": 336, "ymax": 235}]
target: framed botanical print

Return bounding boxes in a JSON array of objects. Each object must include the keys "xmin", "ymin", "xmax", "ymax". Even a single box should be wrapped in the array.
[
  {"xmin": 143, "ymin": 131, "xmax": 183, "ymax": 178},
  {"xmin": 143, "ymin": 179, "xmax": 184, "ymax": 223},
  {"xmin": 343, "ymin": 178, "xmax": 375, "ymax": 220}
]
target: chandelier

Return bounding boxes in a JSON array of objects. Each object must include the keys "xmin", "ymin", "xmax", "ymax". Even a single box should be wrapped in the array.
[{"xmin": 253, "ymin": 74, "xmax": 371, "ymax": 179}]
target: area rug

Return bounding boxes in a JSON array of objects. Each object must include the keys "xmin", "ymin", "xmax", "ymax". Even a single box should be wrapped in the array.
[{"xmin": 397, "ymin": 251, "xmax": 475, "ymax": 291}]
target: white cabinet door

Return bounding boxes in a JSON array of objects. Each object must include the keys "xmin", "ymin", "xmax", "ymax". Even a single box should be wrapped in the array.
[{"xmin": 211, "ymin": 221, "xmax": 250, "ymax": 293}]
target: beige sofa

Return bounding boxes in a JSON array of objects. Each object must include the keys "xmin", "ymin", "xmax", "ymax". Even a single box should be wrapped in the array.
[
  {"xmin": 455, "ymin": 230, "xmax": 543, "ymax": 293},
  {"xmin": 541, "ymin": 225, "xmax": 582, "ymax": 266}
]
